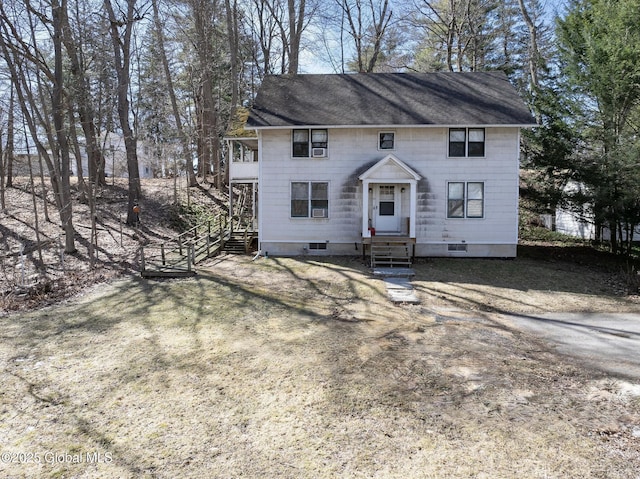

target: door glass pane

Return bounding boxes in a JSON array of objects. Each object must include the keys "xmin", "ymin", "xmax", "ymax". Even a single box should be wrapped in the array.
[
  {"xmin": 379, "ymin": 185, "xmax": 394, "ymax": 201},
  {"xmin": 379, "ymin": 201, "xmax": 395, "ymax": 216}
]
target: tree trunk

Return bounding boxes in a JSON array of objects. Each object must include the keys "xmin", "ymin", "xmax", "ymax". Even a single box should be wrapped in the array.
[
  {"xmin": 60, "ymin": 0, "xmax": 106, "ymax": 186},
  {"xmin": 0, "ymin": 126, "xmax": 4, "ymax": 212},
  {"xmin": 365, "ymin": 0, "xmax": 392, "ymax": 72},
  {"xmin": 52, "ymin": 0, "xmax": 76, "ymax": 253},
  {"xmin": 287, "ymin": 0, "xmax": 305, "ymax": 74},
  {"xmin": 5, "ymin": 85, "xmax": 14, "ymax": 188},
  {"xmin": 225, "ymin": 0, "xmax": 240, "ymax": 115},
  {"xmin": 191, "ymin": 0, "xmax": 221, "ymax": 186},
  {"xmin": 104, "ymin": 0, "xmax": 142, "ymax": 225}
]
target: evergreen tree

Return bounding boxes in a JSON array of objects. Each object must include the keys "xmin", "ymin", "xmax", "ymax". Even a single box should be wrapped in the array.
[{"xmin": 557, "ymin": 0, "xmax": 640, "ymax": 253}]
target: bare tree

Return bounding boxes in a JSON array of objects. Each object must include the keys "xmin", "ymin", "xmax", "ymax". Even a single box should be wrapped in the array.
[
  {"xmin": 248, "ymin": 0, "xmax": 281, "ymax": 77},
  {"xmin": 0, "ymin": 1, "xmax": 77, "ymax": 252},
  {"xmin": 225, "ymin": 0, "xmax": 241, "ymax": 113},
  {"xmin": 263, "ymin": 0, "xmax": 314, "ymax": 74},
  {"xmin": 104, "ymin": 0, "xmax": 142, "ymax": 225},
  {"xmin": 151, "ymin": 0, "xmax": 197, "ymax": 186},
  {"xmin": 0, "ymin": 110, "xmax": 4, "ymax": 212},
  {"xmin": 4, "ymin": 83, "xmax": 14, "ymax": 189},
  {"xmin": 336, "ymin": 0, "xmax": 393, "ymax": 72},
  {"xmin": 52, "ymin": 0, "xmax": 76, "ymax": 253},
  {"xmin": 186, "ymin": 0, "xmax": 223, "ymax": 186},
  {"xmin": 518, "ymin": 0, "xmax": 541, "ymax": 90},
  {"xmin": 60, "ymin": 0, "xmax": 107, "ymax": 187}
]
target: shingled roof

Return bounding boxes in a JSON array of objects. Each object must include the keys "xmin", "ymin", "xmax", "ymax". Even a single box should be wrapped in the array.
[{"xmin": 247, "ymin": 72, "xmax": 535, "ymax": 128}]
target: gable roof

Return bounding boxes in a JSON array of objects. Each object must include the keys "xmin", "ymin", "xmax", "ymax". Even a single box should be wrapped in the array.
[
  {"xmin": 359, "ymin": 154, "xmax": 422, "ymax": 182},
  {"xmin": 247, "ymin": 72, "xmax": 536, "ymax": 129}
]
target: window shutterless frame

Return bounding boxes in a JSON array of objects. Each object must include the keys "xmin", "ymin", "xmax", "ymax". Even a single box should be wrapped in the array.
[
  {"xmin": 448, "ymin": 128, "xmax": 485, "ymax": 157},
  {"xmin": 378, "ymin": 131, "xmax": 395, "ymax": 150},
  {"xmin": 291, "ymin": 181, "xmax": 329, "ymax": 218},
  {"xmin": 447, "ymin": 181, "xmax": 484, "ymax": 218},
  {"xmin": 292, "ymin": 129, "xmax": 328, "ymax": 157}
]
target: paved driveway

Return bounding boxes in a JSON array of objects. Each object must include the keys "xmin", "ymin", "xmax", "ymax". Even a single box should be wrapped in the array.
[{"xmin": 495, "ymin": 313, "xmax": 640, "ymax": 380}]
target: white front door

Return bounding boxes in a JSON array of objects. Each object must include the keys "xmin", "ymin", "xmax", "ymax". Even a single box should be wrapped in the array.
[{"xmin": 374, "ymin": 185, "xmax": 401, "ymax": 232}]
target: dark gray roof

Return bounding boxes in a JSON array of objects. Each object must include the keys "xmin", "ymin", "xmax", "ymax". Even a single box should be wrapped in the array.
[{"xmin": 247, "ymin": 72, "xmax": 535, "ymax": 128}]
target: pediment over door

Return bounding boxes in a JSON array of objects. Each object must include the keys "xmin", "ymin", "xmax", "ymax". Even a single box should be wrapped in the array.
[{"xmin": 358, "ymin": 154, "xmax": 422, "ymax": 182}]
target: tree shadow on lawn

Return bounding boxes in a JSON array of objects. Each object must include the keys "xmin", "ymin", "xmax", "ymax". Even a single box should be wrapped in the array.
[
  {"xmin": 4, "ymin": 255, "xmax": 640, "ymax": 477},
  {"xmin": 0, "ymin": 256, "xmax": 401, "ymax": 477},
  {"xmin": 413, "ymin": 253, "xmax": 633, "ymax": 298}
]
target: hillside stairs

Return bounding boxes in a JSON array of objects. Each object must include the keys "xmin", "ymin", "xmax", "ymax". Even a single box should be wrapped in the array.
[
  {"xmin": 222, "ymin": 232, "xmax": 252, "ymax": 254},
  {"xmin": 140, "ymin": 188, "xmax": 257, "ymax": 277}
]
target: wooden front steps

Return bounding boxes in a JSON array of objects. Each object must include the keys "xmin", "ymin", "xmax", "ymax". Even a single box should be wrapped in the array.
[{"xmin": 368, "ymin": 236, "xmax": 414, "ymax": 268}]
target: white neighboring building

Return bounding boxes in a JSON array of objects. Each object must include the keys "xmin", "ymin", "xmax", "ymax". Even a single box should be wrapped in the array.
[
  {"xmin": 72, "ymin": 132, "xmax": 155, "ymax": 179},
  {"xmin": 550, "ymin": 181, "xmax": 640, "ymax": 241}
]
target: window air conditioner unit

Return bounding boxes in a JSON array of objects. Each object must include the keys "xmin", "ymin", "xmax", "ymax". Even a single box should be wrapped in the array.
[
  {"xmin": 312, "ymin": 208, "xmax": 328, "ymax": 218},
  {"xmin": 312, "ymin": 148, "xmax": 327, "ymax": 158}
]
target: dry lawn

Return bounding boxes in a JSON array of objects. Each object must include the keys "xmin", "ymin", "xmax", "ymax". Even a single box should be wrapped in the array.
[{"xmin": 2, "ymin": 254, "xmax": 640, "ymax": 478}]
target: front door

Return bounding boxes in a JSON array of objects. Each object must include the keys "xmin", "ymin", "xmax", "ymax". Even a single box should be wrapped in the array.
[{"xmin": 374, "ymin": 185, "xmax": 400, "ymax": 232}]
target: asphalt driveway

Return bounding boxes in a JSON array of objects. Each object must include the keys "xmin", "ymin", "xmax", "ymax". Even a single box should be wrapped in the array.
[{"xmin": 495, "ymin": 312, "xmax": 640, "ymax": 380}]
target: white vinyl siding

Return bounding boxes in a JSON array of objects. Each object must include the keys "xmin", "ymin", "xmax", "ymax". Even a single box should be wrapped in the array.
[{"xmin": 258, "ymin": 127, "xmax": 519, "ymax": 251}]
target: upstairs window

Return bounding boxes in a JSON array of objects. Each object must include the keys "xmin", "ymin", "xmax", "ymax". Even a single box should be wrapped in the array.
[
  {"xmin": 379, "ymin": 131, "xmax": 395, "ymax": 150},
  {"xmin": 449, "ymin": 128, "xmax": 485, "ymax": 157},
  {"xmin": 293, "ymin": 129, "xmax": 328, "ymax": 158}
]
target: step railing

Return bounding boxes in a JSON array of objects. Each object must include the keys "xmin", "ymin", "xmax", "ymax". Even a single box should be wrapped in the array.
[{"xmin": 140, "ymin": 213, "xmax": 230, "ymax": 277}]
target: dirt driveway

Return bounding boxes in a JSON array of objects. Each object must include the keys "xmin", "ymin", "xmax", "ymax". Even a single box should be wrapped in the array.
[{"xmin": 1, "ymin": 255, "xmax": 640, "ymax": 478}]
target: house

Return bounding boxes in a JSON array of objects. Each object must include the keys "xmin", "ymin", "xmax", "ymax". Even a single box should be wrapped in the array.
[
  {"xmin": 543, "ymin": 181, "xmax": 640, "ymax": 241},
  {"xmin": 235, "ymin": 72, "xmax": 535, "ymax": 257}
]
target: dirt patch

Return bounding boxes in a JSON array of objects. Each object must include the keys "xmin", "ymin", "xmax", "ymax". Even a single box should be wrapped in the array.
[
  {"xmin": 1, "ymin": 256, "xmax": 640, "ymax": 478},
  {"xmin": 0, "ymin": 177, "xmax": 226, "ymax": 313}
]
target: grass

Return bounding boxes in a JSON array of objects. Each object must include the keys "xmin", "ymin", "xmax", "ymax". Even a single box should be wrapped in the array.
[{"xmin": 1, "ymin": 255, "xmax": 640, "ymax": 478}]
